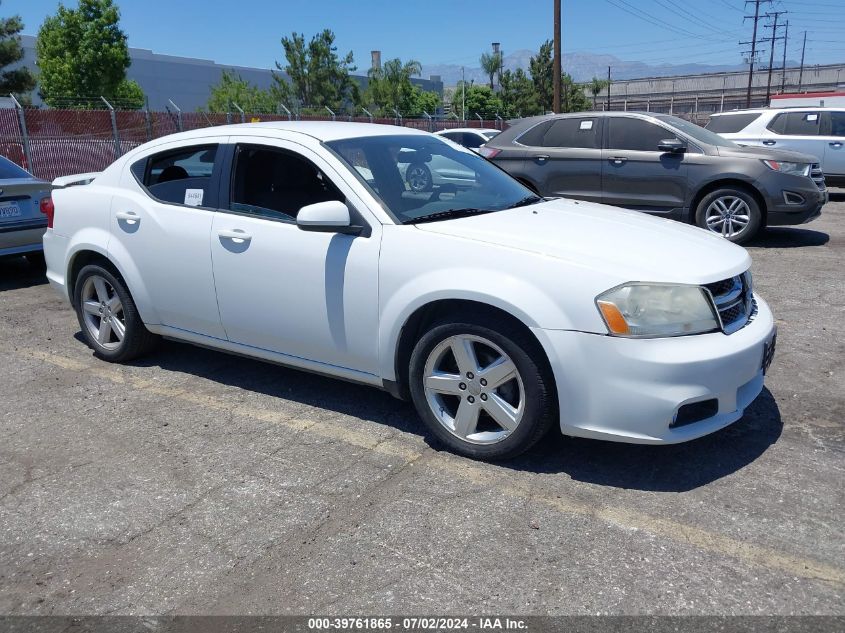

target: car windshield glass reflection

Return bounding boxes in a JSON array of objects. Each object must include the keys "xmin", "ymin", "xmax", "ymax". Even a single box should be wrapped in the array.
[{"xmin": 326, "ymin": 135, "xmax": 538, "ymax": 224}]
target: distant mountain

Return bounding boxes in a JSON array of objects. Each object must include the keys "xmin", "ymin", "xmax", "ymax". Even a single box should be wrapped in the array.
[{"xmin": 421, "ymin": 50, "xmax": 748, "ymax": 86}]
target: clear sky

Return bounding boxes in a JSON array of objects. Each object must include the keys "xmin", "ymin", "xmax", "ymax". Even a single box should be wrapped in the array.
[{"xmin": 9, "ymin": 0, "xmax": 845, "ymax": 71}]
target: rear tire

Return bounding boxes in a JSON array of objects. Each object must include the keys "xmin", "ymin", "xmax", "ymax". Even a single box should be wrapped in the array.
[
  {"xmin": 695, "ymin": 187, "xmax": 762, "ymax": 244},
  {"xmin": 408, "ymin": 313, "xmax": 556, "ymax": 460},
  {"xmin": 74, "ymin": 264, "xmax": 158, "ymax": 362}
]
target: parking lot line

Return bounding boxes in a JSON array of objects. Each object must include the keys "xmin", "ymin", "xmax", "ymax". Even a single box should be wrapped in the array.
[{"xmin": 16, "ymin": 346, "xmax": 845, "ymax": 588}]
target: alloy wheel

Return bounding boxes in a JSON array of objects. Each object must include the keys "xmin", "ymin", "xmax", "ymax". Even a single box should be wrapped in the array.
[
  {"xmin": 704, "ymin": 196, "xmax": 751, "ymax": 238},
  {"xmin": 422, "ymin": 334, "xmax": 525, "ymax": 445},
  {"xmin": 80, "ymin": 275, "xmax": 126, "ymax": 350},
  {"xmin": 406, "ymin": 164, "xmax": 431, "ymax": 192}
]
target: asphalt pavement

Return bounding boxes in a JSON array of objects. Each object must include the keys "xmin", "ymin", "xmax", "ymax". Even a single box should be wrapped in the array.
[{"xmin": 0, "ymin": 196, "xmax": 843, "ymax": 615}]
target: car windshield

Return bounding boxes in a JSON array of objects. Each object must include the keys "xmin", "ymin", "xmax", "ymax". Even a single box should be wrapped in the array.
[
  {"xmin": 0, "ymin": 156, "xmax": 32, "ymax": 179},
  {"xmin": 654, "ymin": 115, "xmax": 739, "ymax": 148},
  {"xmin": 326, "ymin": 134, "xmax": 539, "ymax": 224}
]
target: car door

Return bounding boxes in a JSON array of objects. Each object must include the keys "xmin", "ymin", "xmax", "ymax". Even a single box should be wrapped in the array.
[
  {"xmin": 821, "ymin": 111, "xmax": 845, "ymax": 179},
  {"xmin": 520, "ymin": 116, "xmax": 603, "ymax": 202},
  {"xmin": 757, "ymin": 110, "xmax": 824, "ymax": 163},
  {"xmin": 209, "ymin": 137, "xmax": 381, "ymax": 376},
  {"xmin": 601, "ymin": 116, "xmax": 688, "ymax": 218},
  {"xmin": 111, "ymin": 141, "xmax": 226, "ymax": 339}
]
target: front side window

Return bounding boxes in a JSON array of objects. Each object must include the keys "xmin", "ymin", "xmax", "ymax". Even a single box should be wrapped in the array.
[
  {"xmin": 767, "ymin": 111, "xmax": 821, "ymax": 136},
  {"xmin": 541, "ymin": 118, "xmax": 600, "ymax": 149},
  {"xmin": 230, "ymin": 145, "xmax": 343, "ymax": 221},
  {"xmin": 607, "ymin": 117, "xmax": 671, "ymax": 152},
  {"xmin": 133, "ymin": 145, "xmax": 218, "ymax": 207},
  {"xmin": 327, "ymin": 134, "xmax": 538, "ymax": 224}
]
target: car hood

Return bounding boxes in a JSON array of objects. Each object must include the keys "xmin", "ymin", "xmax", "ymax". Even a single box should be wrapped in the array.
[
  {"xmin": 414, "ymin": 198, "xmax": 750, "ymax": 284},
  {"xmin": 716, "ymin": 144, "xmax": 818, "ymax": 163}
]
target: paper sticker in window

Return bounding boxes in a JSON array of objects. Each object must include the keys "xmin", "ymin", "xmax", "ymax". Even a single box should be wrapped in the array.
[
  {"xmin": 184, "ymin": 189, "xmax": 204, "ymax": 206},
  {"xmin": 580, "ymin": 120, "xmax": 594, "ymax": 130}
]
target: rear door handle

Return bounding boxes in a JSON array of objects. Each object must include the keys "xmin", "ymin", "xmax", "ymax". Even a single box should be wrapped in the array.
[
  {"xmin": 115, "ymin": 211, "xmax": 140, "ymax": 224},
  {"xmin": 762, "ymin": 140, "xmax": 776, "ymax": 146},
  {"xmin": 217, "ymin": 229, "xmax": 252, "ymax": 243},
  {"xmin": 609, "ymin": 157, "xmax": 627, "ymax": 165},
  {"xmin": 830, "ymin": 141, "xmax": 843, "ymax": 148}
]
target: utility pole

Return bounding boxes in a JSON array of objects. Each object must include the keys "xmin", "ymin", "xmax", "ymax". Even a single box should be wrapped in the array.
[
  {"xmin": 461, "ymin": 66, "xmax": 466, "ymax": 122},
  {"xmin": 780, "ymin": 20, "xmax": 789, "ymax": 92},
  {"xmin": 764, "ymin": 11, "xmax": 786, "ymax": 102},
  {"xmin": 606, "ymin": 66, "xmax": 611, "ymax": 111},
  {"xmin": 553, "ymin": 0, "xmax": 561, "ymax": 113},
  {"xmin": 741, "ymin": 0, "xmax": 770, "ymax": 108},
  {"xmin": 798, "ymin": 31, "xmax": 807, "ymax": 91}
]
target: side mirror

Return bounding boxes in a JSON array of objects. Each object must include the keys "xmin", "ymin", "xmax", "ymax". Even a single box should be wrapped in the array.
[
  {"xmin": 296, "ymin": 200, "xmax": 362, "ymax": 235},
  {"xmin": 658, "ymin": 138, "xmax": 687, "ymax": 153}
]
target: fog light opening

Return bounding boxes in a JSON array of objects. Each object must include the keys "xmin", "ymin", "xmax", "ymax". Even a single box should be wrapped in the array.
[
  {"xmin": 783, "ymin": 191, "xmax": 805, "ymax": 205},
  {"xmin": 671, "ymin": 398, "xmax": 719, "ymax": 428}
]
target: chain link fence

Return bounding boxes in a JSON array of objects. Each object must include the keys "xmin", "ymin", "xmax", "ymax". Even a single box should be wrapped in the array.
[{"xmin": 0, "ymin": 104, "xmax": 505, "ymax": 181}]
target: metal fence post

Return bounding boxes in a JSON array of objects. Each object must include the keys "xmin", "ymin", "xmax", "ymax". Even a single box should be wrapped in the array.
[
  {"xmin": 422, "ymin": 110, "xmax": 433, "ymax": 132},
  {"xmin": 168, "ymin": 99, "xmax": 183, "ymax": 131},
  {"xmin": 278, "ymin": 103, "xmax": 292, "ymax": 121},
  {"xmin": 9, "ymin": 94, "xmax": 33, "ymax": 173},
  {"xmin": 361, "ymin": 107, "xmax": 374, "ymax": 123},
  {"xmin": 392, "ymin": 108, "xmax": 402, "ymax": 127},
  {"xmin": 475, "ymin": 112, "xmax": 483, "ymax": 128},
  {"xmin": 101, "ymin": 96, "xmax": 122, "ymax": 159},
  {"xmin": 495, "ymin": 113, "xmax": 503, "ymax": 130},
  {"xmin": 232, "ymin": 102, "xmax": 245, "ymax": 123},
  {"xmin": 144, "ymin": 98, "xmax": 153, "ymax": 141},
  {"xmin": 324, "ymin": 106, "xmax": 336, "ymax": 121}
]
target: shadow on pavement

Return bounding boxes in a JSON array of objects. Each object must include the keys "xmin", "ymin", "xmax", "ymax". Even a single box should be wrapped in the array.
[
  {"xmin": 0, "ymin": 256, "xmax": 48, "ymax": 292},
  {"xmin": 746, "ymin": 227, "xmax": 829, "ymax": 248},
  {"xmin": 120, "ymin": 339, "xmax": 781, "ymax": 493}
]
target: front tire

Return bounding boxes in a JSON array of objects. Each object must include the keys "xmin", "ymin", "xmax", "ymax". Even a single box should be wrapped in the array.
[
  {"xmin": 74, "ymin": 264, "xmax": 158, "ymax": 362},
  {"xmin": 695, "ymin": 187, "xmax": 762, "ymax": 244},
  {"xmin": 409, "ymin": 315, "xmax": 556, "ymax": 460}
]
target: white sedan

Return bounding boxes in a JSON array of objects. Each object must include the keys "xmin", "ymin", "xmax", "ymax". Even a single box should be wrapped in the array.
[{"xmin": 43, "ymin": 122, "xmax": 776, "ymax": 460}]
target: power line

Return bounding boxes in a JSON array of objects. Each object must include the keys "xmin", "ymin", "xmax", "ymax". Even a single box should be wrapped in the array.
[{"xmin": 740, "ymin": 0, "xmax": 771, "ymax": 107}]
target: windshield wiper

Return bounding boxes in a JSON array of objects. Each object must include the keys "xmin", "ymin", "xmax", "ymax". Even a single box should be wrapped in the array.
[
  {"xmin": 504, "ymin": 195, "xmax": 544, "ymax": 209},
  {"xmin": 404, "ymin": 208, "xmax": 495, "ymax": 225}
]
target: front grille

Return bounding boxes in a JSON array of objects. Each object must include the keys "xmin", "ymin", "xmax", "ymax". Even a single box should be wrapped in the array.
[
  {"xmin": 810, "ymin": 163, "xmax": 826, "ymax": 191},
  {"xmin": 704, "ymin": 271, "xmax": 754, "ymax": 334}
]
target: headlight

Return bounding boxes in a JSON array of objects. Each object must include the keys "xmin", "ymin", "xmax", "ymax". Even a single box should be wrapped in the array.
[
  {"xmin": 762, "ymin": 160, "xmax": 811, "ymax": 177},
  {"xmin": 596, "ymin": 283, "xmax": 720, "ymax": 338}
]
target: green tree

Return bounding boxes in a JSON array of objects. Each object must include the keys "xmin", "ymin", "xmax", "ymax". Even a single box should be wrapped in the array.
[
  {"xmin": 499, "ymin": 68, "xmax": 539, "ymax": 117},
  {"xmin": 409, "ymin": 87, "xmax": 440, "ymax": 117},
  {"xmin": 36, "ymin": 0, "xmax": 143, "ymax": 108},
  {"xmin": 363, "ymin": 57, "xmax": 422, "ymax": 116},
  {"xmin": 563, "ymin": 73, "xmax": 590, "ymax": 112},
  {"xmin": 0, "ymin": 3, "xmax": 36, "ymax": 100},
  {"xmin": 271, "ymin": 29, "xmax": 358, "ymax": 112},
  {"xmin": 588, "ymin": 77, "xmax": 609, "ymax": 109},
  {"xmin": 206, "ymin": 71, "xmax": 276, "ymax": 114},
  {"xmin": 452, "ymin": 84, "xmax": 502, "ymax": 120},
  {"xmin": 479, "ymin": 50, "xmax": 503, "ymax": 91},
  {"xmin": 529, "ymin": 39, "xmax": 554, "ymax": 113}
]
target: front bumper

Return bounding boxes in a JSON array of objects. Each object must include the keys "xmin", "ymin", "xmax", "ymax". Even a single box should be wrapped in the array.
[
  {"xmin": 765, "ymin": 181, "xmax": 827, "ymax": 226},
  {"xmin": 533, "ymin": 294, "xmax": 776, "ymax": 444}
]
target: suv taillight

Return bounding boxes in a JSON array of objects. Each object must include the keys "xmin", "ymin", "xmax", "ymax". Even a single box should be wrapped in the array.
[
  {"xmin": 39, "ymin": 196, "xmax": 55, "ymax": 228},
  {"xmin": 479, "ymin": 147, "xmax": 501, "ymax": 159}
]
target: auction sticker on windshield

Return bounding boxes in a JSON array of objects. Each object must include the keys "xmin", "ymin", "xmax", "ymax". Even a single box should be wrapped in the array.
[{"xmin": 0, "ymin": 201, "xmax": 21, "ymax": 218}]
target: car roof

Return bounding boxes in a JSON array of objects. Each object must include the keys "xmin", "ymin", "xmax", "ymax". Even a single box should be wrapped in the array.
[
  {"xmin": 141, "ymin": 121, "xmax": 431, "ymax": 144},
  {"xmin": 711, "ymin": 107, "xmax": 844, "ymax": 116}
]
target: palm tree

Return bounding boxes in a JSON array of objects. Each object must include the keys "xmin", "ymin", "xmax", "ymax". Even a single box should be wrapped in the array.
[
  {"xmin": 589, "ymin": 77, "xmax": 609, "ymax": 109},
  {"xmin": 480, "ymin": 51, "xmax": 503, "ymax": 91}
]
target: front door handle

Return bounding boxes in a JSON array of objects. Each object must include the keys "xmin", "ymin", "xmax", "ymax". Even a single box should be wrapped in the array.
[
  {"xmin": 762, "ymin": 140, "xmax": 776, "ymax": 146},
  {"xmin": 609, "ymin": 157, "xmax": 627, "ymax": 165},
  {"xmin": 533, "ymin": 154, "xmax": 549, "ymax": 164},
  {"xmin": 217, "ymin": 229, "xmax": 252, "ymax": 244},
  {"xmin": 115, "ymin": 211, "xmax": 140, "ymax": 224},
  {"xmin": 830, "ymin": 141, "xmax": 843, "ymax": 148}
]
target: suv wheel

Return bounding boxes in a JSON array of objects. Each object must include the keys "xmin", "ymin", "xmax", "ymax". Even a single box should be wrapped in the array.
[
  {"xmin": 695, "ymin": 187, "xmax": 762, "ymax": 244},
  {"xmin": 408, "ymin": 315, "xmax": 556, "ymax": 460},
  {"xmin": 406, "ymin": 163, "xmax": 433, "ymax": 192},
  {"xmin": 74, "ymin": 264, "xmax": 158, "ymax": 362}
]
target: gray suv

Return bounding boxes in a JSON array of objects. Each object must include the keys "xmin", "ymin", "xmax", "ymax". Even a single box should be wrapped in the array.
[{"xmin": 481, "ymin": 112, "xmax": 827, "ymax": 243}]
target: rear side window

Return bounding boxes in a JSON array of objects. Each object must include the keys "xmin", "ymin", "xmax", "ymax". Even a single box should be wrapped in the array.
[
  {"xmin": 828, "ymin": 111, "xmax": 845, "ymax": 137},
  {"xmin": 541, "ymin": 118, "xmax": 600, "ymax": 149},
  {"xmin": 133, "ymin": 145, "xmax": 218, "ymax": 207},
  {"xmin": 767, "ymin": 112, "xmax": 821, "ymax": 136},
  {"xmin": 230, "ymin": 144, "xmax": 343, "ymax": 221},
  {"xmin": 607, "ymin": 117, "xmax": 671, "ymax": 152},
  {"xmin": 461, "ymin": 133, "xmax": 485, "ymax": 149},
  {"xmin": 706, "ymin": 113, "xmax": 762, "ymax": 133},
  {"xmin": 515, "ymin": 120, "xmax": 554, "ymax": 146}
]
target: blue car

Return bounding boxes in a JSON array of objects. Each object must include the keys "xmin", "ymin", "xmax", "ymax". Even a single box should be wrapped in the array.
[{"xmin": 0, "ymin": 156, "xmax": 53, "ymax": 264}]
